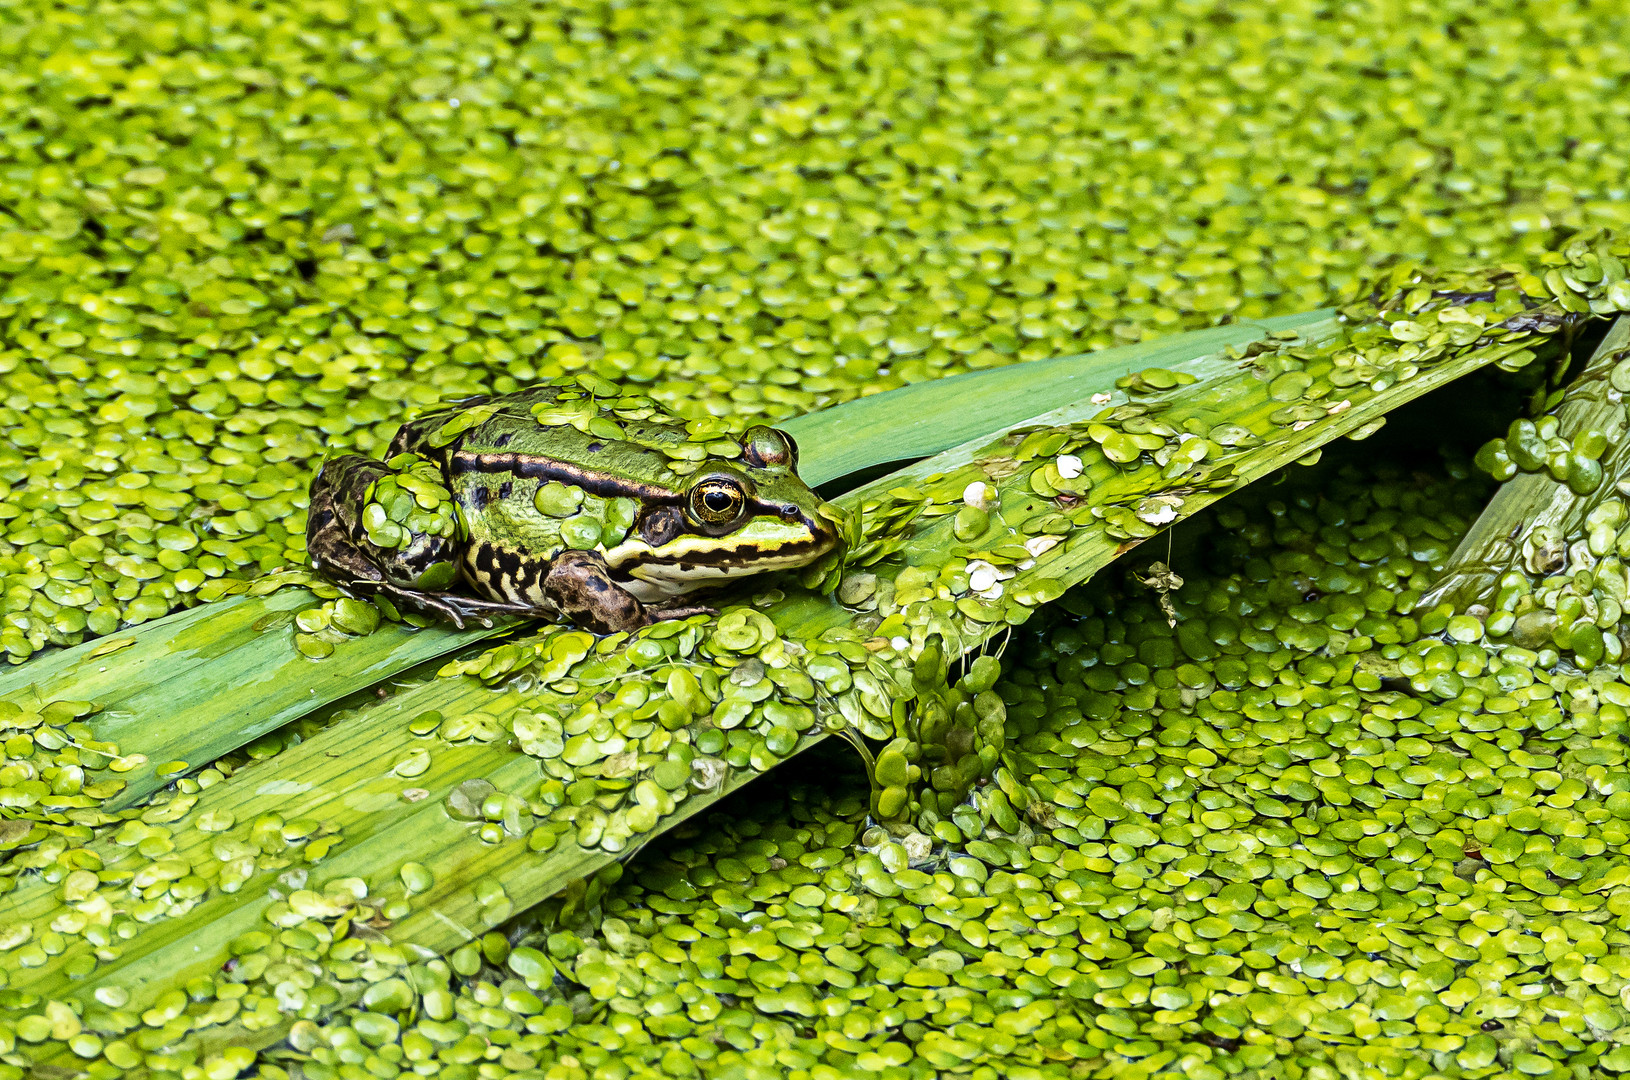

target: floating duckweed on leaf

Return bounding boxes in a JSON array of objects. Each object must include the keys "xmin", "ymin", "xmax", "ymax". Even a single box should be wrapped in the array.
[
  {"xmin": 390, "ymin": 747, "xmax": 431, "ymax": 778},
  {"xmin": 445, "ymin": 779, "xmax": 496, "ymax": 821},
  {"xmin": 294, "ymin": 633, "xmax": 334, "ymax": 659},
  {"xmin": 1117, "ymin": 367, "xmax": 1198, "ymax": 394},
  {"xmin": 399, "ymin": 862, "xmax": 433, "ymax": 895},
  {"xmin": 234, "ymin": 438, "xmax": 1630, "ymax": 1076}
]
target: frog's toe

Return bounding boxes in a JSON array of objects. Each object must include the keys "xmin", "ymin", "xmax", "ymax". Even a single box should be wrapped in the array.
[
  {"xmin": 647, "ymin": 602, "xmax": 716, "ymax": 623},
  {"xmin": 408, "ymin": 592, "xmax": 479, "ymax": 629},
  {"xmin": 411, "ymin": 591, "xmax": 532, "ymax": 630}
]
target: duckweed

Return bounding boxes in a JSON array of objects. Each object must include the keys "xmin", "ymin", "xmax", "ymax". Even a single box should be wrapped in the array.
[
  {"xmin": 5, "ymin": 0, "xmax": 1630, "ymax": 662},
  {"xmin": 224, "ymin": 447, "xmax": 1630, "ymax": 1080},
  {"xmin": 0, "ymin": 695, "xmax": 133, "ymax": 876},
  {"xmin": 9, "ymin": 0, "xmax": 1630, "ymax": 1077},
  {"xmin": 14, "ymin": 431, "xmax": 1629, "ymax": 1080},
  {"xmin": 12, "ymin": 235, "xmax": 1612, "ymax": 1076}
]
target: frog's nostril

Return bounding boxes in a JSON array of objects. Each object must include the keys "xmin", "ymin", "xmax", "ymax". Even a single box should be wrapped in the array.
[{"xmin": 780, "ymin": 505, "xmax": 799, "ymax": 521}]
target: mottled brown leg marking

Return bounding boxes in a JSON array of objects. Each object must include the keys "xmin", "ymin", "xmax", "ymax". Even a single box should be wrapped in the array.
[{"xmin": 542, "ymin": 550, "xmax": 651, "ymax": 635}]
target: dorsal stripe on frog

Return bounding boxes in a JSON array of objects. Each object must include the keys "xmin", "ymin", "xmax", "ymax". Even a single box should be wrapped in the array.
[
  {"xmin": 450, "ymin": 449, "xmax": 677, "ymax": 502},
  {"xmin": 449, "ymin": 448, "xmax": 804, "ymax": 527}
]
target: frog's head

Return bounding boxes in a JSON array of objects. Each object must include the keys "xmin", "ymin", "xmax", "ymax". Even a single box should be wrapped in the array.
[{"xmin": 606, "ymin": 426, "xmax": 846, "ymax": 600}]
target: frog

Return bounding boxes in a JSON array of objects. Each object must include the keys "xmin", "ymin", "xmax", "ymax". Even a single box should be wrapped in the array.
[{"xmin": 305, "ymin": 377, "xmax": 846, "ymax": 634}]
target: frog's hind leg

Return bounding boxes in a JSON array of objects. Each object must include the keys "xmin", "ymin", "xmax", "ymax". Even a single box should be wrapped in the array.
[
  {"xmin": 541, "ymin": 550, "xmax": 714, "ymax": 635},
  {"xmin": 307, "ymin": 457, "xmax": 411, "ymax": 595},
  {"xmin": 307, "ymin": 455, "xmax": 530, "ymax": 630}
]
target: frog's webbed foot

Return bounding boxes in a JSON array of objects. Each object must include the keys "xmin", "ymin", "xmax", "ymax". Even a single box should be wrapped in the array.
[
  {"xmin": 397, "ymin": 590, "xmax": 534, "ymax": 631},
  {"xmin": 331, "ymin": 579, "xmax": 528, "ymax": 630},
  {"xmin": 311, "ymin": 524, "xmax": 527, "ymax": 630}
]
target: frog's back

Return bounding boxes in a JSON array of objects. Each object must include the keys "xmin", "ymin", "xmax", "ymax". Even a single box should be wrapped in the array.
[{"xmin": 399, "ymin": 380, "xmax": 697, "ymax": 607}]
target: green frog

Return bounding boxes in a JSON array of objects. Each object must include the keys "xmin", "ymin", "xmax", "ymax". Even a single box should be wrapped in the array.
[{"xmin": 306, "ymin": 377, "xmax": 846, "ymax": 634}]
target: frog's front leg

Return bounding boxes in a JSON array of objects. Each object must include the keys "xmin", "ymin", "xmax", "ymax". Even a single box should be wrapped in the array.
[
  {"xmin": 307, "ymin": 455, "xmax": 532, "ymax": 630},
  {"xmin": 541, "ymin": 551, "xmax": 714, "ymax": 635}
]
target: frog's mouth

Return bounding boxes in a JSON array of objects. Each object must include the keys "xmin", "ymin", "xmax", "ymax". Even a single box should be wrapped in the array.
[
  {"xmin": 602, "ymin": 525, "xmax": 840, "ymax": 601},
  {"xmin": 616, "ymin": 555, "xmax": 822, "ymax": 601}
]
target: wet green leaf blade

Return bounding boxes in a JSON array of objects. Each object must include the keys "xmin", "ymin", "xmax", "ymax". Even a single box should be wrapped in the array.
[
  {"xmin": 1420, "ymin": 314, "xmax": 1630, "ymax": 612},
  {"xmin": 0, "ymin": 588, "xmax": 502, "ymax": 810},
  {"xmin": 781, "ymin": 308, "xmax": 1335, "ymax": 487}
]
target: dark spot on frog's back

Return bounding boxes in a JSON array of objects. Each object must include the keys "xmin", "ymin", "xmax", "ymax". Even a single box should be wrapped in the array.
[
  {"xmin": 467, "ymin": 486, "xmax": 490, "ymax": 512},
  {"xmin": 494, "ymin": 432, "xmax": 514, "ymax": 448},
  {"xmin": 586, "ymin": 442, "xmax": 604, "ymax": 453},
  {"xmin": 498, "ymin": 481, "xmax": 512, "ymax": 499},
  {"xmin": 494, "ymin": 546, "xmax": 523, "ymax": 578}
]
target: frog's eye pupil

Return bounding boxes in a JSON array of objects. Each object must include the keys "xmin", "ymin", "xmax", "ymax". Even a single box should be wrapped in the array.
[{"xmin": 706, "ymin": 490, "xmax": 732, "ymax": 512}]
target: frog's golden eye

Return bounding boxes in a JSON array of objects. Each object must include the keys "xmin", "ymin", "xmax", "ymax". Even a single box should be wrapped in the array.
[{"xmin": 689, "ymin": 477, "xmax": 746, "ymax": 526}]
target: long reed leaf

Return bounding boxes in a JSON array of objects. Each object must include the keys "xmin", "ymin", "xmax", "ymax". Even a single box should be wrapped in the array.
[{"xmin": 1420, "ymin": 315, "xmax": 1630, "ymax": 613}]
